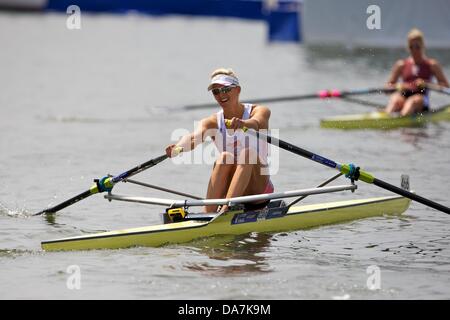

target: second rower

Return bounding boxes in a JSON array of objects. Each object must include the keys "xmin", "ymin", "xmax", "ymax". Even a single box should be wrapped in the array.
[{"xmin": 385, "ymin": 28, "xmax": 449, "ymax": 116}]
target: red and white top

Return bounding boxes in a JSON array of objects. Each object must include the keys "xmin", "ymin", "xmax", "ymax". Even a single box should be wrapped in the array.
[{"xmin": 402, "ymin": 57, "xmax": 433, "ymax": 87}]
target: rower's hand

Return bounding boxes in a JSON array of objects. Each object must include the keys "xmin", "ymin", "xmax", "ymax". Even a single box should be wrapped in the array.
[
  {"xmin": 415, "ymin": 78, "xmax": 426, "ymax": 91},
  {"xmin": 225, "ymin": 118, "xmax": 245, "ymax": 130},
  {"xmin": 392, "ymin": 82, "xmax": 414, "ymax": 93},
  {"xmin": 165, "ymin": 144, "xmax": 183, "ymax": 158},
  {"xmin": 385, "ymin": 83, "xmax": 398, "ymax": 94},
  {"xmin": 394, "ymin": 83, "xmax": 406, "ymax": 91},
  {"xmin": 385, "ymin": 83, "xmax": 396, "ymax": 89}
]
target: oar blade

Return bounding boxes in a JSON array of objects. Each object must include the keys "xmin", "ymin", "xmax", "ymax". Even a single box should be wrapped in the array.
[
  {"xmin": 33, "ymin": 189, "xmax": 95, "ymax": 216},
  {"xmin": 373, "ymin": 178, "xmax": 450, "ymax": 214}
]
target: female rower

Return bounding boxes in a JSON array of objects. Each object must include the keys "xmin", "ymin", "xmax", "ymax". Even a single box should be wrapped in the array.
[
  {"xmin": 165, "ymin": 68, "xmax": 272, "ymax": 213},
  {"xmin": 385, "ymin": 28, "xmax": 449, "ymax": 116}
]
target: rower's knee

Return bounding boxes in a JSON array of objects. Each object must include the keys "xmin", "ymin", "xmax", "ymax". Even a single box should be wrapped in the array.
[
  {"xmin": 402, "ymin": 95, "xmax": 424, "ymax": 115},
  {"xmin": 386, "ymin": 93, "xmax": 405, "ymax": 113},
  {"xmin": 409, "ymin": 94, "xmax": 424, "ymax": 106},
  {"xmin": 215, "ymin": 151, "xmax": 235, "ymax": 166}
]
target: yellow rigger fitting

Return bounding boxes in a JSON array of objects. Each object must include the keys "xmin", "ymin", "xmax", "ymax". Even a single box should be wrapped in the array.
[{"xmin": 167, "ymin": 207, "xmax": 187, "ymax": 222}]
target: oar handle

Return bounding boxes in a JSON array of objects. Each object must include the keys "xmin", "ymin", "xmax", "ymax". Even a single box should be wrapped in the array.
[
  {"xmin": 171, "ymin": 146, "xmax": 184, "ymax": 157},
  {"xmin": 224, "ymin": 119, "xmax": 249, "ymax": 132}
]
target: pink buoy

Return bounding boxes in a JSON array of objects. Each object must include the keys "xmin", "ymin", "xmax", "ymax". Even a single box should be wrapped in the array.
[
  {"xmin": 318, "ymin": 90, "xmax": 330, "ymax": 98},
  {"xmin": 330, "ymin": 89, "xmax": 341, "ymax": 97}
]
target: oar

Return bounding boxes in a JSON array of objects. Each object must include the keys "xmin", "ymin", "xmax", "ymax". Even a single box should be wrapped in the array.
[
  {"xmin": 424, "ymin": 82, "xmax": 450, "ymax": 96},
  {"xmin": 179, "ymin": 87, "xmax": 396, "ymax": 110},
  {"xmin": 256, "ymin": 130, "xmax": 449, "ymax": 214},
  {"xmin": 340, "ymin": 96, "xmax": 385, "ymax": 108},
  {"xmin": 430, "ymin": 103, "xmax": 450, "ymax": 113},
  {"xmin": 225, "ymin": 121, "xmax": 450, "ymax": 214},
  {"xmin": 34, "ymin": 149, "xmax": 181, "ymax": 216}
]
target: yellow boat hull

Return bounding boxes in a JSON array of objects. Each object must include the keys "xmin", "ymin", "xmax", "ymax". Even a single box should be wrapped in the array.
[
  {"xmin": 320, "ymin": 106, "xmax": 450, "ymax": 130},
  {"xmin": 42, "ymin": 195, "xmax": 410, "ymax": 251}
]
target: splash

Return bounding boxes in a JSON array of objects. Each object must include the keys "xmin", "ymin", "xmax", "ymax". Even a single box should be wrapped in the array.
[{"xmin": 0, "ymin": 201, "xmax": 30, "ymax": 218}]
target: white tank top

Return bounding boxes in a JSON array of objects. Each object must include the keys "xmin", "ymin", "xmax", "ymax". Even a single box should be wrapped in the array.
[{"xmin": 213, "ymin": 103, "xmax": 268, "ymax": 165}]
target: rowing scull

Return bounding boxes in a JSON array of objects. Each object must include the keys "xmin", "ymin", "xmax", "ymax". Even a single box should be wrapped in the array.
[
  {"xmin": 320, "ymin": 105, "xmax": 450, "ymax": 130},
  {"xmin": 41, "ymin": 194, "xmax": 410, "ymax": 251}
]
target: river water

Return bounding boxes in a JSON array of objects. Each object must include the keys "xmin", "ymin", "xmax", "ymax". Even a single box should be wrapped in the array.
[{"xmin": 1, "ymin": 12, "xmax": 449, "ymax": 300}]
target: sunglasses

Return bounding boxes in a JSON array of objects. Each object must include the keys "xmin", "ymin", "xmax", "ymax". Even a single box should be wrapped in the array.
[
  {"xmin": 211, "ymin": 85, "xmax": 236, "ymax": 95},
  {"xmin": 409, "ymin": 44, "xmax": 421, "ymax": 50}
]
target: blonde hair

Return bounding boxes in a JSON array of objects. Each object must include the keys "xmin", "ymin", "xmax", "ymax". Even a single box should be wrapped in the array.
[
  {"xmin": 407, "ymin": 28, "xmax": 425, "ymax": 46},
  {"xmin": 210, "ymin": 68, "xmax": 237, "ymax": 79}
]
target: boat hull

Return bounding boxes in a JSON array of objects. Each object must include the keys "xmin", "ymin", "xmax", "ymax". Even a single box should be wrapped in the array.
[
  {"xmin": 41, "ymin": 195, "xmax": 410, "ymax": 251},
  {"xmin": 320, "ymin": 106, "xmax": 450, "ymax": 130}
]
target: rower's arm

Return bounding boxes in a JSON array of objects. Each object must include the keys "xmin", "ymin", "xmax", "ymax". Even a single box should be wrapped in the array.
[
  {"xmin": 430, "ymin": 60, "xmax": 450, "ymax": 87},
  {"xmin": 174, "ymin": 115, "xmax": 216, "ymax": 152},
  {"xmin": 244, "ymin": 105, "xmax": 271, "ymax": 130},
  {"xmin": 386, "ymin": 60, "xmax": 403, "ymax": 87}
]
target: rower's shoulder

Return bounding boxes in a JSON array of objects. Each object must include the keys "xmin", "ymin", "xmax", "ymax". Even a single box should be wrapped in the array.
[
  {"xmin": 426, "ymin": 57, "xmax": 441, "ymax": 67},
  {"xmin": 202, "ymin": 113, "xmax": 218, "ymax": 128},
  {"xmin": 394, "ymin": 59, "xmax": 406, "ymax": 68},
  {"xmin": 251, "ymin": 104, "xmax": 271, "ymax": 115}
]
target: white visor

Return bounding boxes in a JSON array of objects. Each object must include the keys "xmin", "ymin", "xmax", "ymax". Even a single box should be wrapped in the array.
[{"xmin": 207, "ymin": 74, "xmax": 240, "ymax": 91}]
